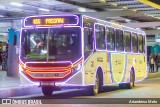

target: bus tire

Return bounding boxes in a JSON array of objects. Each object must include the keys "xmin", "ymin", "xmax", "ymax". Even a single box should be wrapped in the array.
[
  {"xmin": 119, "ymin": 70, "xmax": 135, "ymax": 89},
  {"xmin": 42, "ymin": 85, "xmax": 54, "ymax": 96},
  {"xmin": 126, "ymin": 70, "xmax": 135, "ymax": 89},
  {"xmin": 89, "ymin": 72, "xmax": 103, "ymax": 95}
]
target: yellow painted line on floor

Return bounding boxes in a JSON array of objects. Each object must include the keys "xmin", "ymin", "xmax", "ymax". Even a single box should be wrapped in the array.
[{"xmin": 138, "ymin": 0, "xmax": 160, "ymax": 9}]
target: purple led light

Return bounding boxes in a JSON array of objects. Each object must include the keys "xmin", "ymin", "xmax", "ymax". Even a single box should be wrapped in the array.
[
  {"xmin": 19, "ymin": 26, "xmax": 82, "ymax": 65},
  {"xmin": 83, "ymin": 15, "xmax": 145, "ymax": 35},
  {"xmin": 25, "ymin": 61, "xmax": 72, "ymax": 64},
  {"xmin": 19, "ymin": 14, "xmax": 147, "ymax": 87},
  {"xmin": 24, "ymin": 14, "xmax": 79, "ymax": 27},
  {"xmin": 80, "ymin": 26, "xmax": 85, "ymax": 85},
  {"xmin": 93, "ymin": 23, "xmax": 146, "ymax": 54},
  {"xmin": 84, "ymin": 15, "xmax": 144, "ymax": 53},
  {"xmin": 19, "ymin": 26, "xmax": 84, "ymax": 85},
  {"xmin": 94, "ymin": 23, "xmax": 106, "ymax": 50}
]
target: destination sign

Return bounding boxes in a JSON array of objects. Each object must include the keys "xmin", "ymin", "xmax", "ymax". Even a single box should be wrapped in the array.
[{"xmin": 24, "ymin": 15, "xmax": 79, "ymax": 27}]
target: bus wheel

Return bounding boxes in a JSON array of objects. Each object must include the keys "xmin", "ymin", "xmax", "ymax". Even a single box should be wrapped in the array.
[
  {"xmin": 119, "ymin": 70, "xmax": 135, "ymax": 89},
  {"xmin": 127, "ymin": 70, "xmax": 135, "ymax": 89},
  {"xmin": 42, "ymin": 85, "xmax": 54, "ymax": 96},
  {"xmin": 93, "ymin": 74, "xmax": 99, "ymax": 95},
  {"xmin": 89, "ymin": 73, "xmax": 103, "ymax": 95}
]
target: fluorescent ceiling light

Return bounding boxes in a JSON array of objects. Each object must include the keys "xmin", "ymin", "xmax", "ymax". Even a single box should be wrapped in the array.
[
  {"xmin": 0, "ymin": 15, "xmax": 4, "ymax": 17},
  {"xmin": 133, "ymin": 9, "xmax": 137, "ymax": 12},
  {"xmin": 10, "ymin": 2, "xmax": 23, "ymax": 7},
  {"xmin": 122, "ymin": 6, "xmax": 128, "ymax": 9},
  {"xmin": 99, "ymin": 0, "xmax": 106, "ymax": 2},
  {"xmin": 157, "ymin": 27, "xmax": 160, "ymax": 29},
  {"xmin": 125, "ymin": 19, "xmax": 130, "ymax": 22},
  {"xmin": 136, "ymin": 28, "xmax": 141, "ymax": 30},
  {"xmin": 151, "ymin": 26, "xmax": 156, "ymax": 29},
  {"xmin": 38, "ymin": 8, "xmax": 50, "ymax": 12},
  {"xmin": 78, "ymin": 8, "xmax": 86, "ymax": 12},
  {"xmin": 110, "ymin": 3, "xmax": 117, "ymax": 6}
]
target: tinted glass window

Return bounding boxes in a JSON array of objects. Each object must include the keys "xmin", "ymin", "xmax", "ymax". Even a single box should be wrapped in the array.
[
  {"xmin": 115, "ymin": 29, "xmax": 124, "ymax": 51},
  {"xmin": 132, "ymin": 33, "xmax": 138, "ymax": 53},
  {"xmin": 138, "ymin": 35, "xmax": 143, "ymax": 53},
  {"xmin": 143, "ymin": 36, "xmax": 145, "ymax": 53},
  {"xmin": 95, "ymin": 25, "xmax": 105, "ymax": 50},
  {"xmin": 84, "ymin": 27, "xmax": 93, "ymax": 58},
  {"xmin": 21, "ymin": 27, "xmax": 81, "ymax": 62},
  {"xmin": 124, "ymin": 32, "xmax": 131, "ymax": 52},
  {"xmin": 106, "ymin": 27, "xmax": 115, "ymax": 51}
]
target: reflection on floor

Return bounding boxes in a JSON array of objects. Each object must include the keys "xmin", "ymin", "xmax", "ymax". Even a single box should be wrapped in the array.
[{"xmin": 0, "ymin": 71, "xmax": 20, "ymax": 88}]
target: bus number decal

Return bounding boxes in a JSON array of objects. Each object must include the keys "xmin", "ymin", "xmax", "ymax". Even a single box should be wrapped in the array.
[
  {"xmin": 97, "ymin": 57, "xmax": 103, "ymax": 62},
  {"xmin": 33, "ymin": 18, "xmax": 41, "ymax": 25},
  {"xmin": 91, "ymin": 61, "xmax": 94, "ymax": 67}
]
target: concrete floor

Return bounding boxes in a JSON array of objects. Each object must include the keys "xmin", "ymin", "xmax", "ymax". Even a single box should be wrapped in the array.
[
  {"xmin": 8, "ymin": 77, "xmax": 160, "ymax": 99},
  {"xmin": 1, "ymin": 71, "xmax": 160, "ymax": 107}
]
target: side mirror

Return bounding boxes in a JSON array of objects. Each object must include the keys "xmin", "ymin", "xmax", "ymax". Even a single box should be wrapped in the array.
[{"xmin": 13, "ymin": 35, "xmax": 17, "ymax": 46}]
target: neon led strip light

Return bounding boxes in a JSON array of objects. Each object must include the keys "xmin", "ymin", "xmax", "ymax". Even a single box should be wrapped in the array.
[
  {"xmin": 80, "ymin": 20, "xmax": 85, "ymax": 85},
  {"xmin": 24, "ymin": 14, "xmax": 79, "ymax": 27},
  {"xmin": 85, "ymin": 23, "xmax": 146, "ymax": 83},
  {"xmin": 93, "ymin": 23, "xmax": 146, "ymax": 54},
  {"xmin": 83, "ymin": 15, "xmax": 145, "ymax": 35},
  {"xmin": 20, "ymin": 26, "xmax": 82, "ymax": 66},
  {"xmin": 27, "ymin": 71, "xmax": 71, "ymax": 79},
  {"xmin": 84, "ymin": 18, "xmax": 146, "ymax": 85},
  {"xmin": 82, "ymin": 15, "xmax": 147, "ymax": 85},
  {"xmin": 19, "ymin": 26, "xmax": 84, "ymax": 83},
  {"xmin": 22, "ymin": 25, "xmax": 81, "ymax": 29},
  {"xmin": 94, "ymin": 23, "xmax": 106, "ymax": 50}
]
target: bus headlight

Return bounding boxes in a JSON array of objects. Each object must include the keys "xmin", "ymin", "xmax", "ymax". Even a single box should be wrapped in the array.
[
  {"xmin": 19, "ymin": 64, "xmax": 23, "ymax": 71},
  {"xmin": 72, "ymin": 64, "xmax": 82, "ymax": 73},
  {"xmin": 19, "ymin": 64, "xmax": 25, "ymax": 72}
]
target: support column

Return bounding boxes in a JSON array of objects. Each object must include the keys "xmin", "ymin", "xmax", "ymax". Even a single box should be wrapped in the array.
[{"xmin": 7, "ymin": 28, "xmax": 19, "ymax": 77}]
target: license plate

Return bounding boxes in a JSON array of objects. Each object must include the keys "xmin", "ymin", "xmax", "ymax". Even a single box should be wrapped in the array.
[{"xmin": 41, "ymin": 82, "xmax": 53, "ymax": 85}]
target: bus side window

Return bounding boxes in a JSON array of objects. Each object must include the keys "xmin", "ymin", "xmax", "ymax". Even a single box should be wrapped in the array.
[
  {"xmin": 143, "ymin": 36, "xmax": 145, "ymax": 53},
  {"xmin": 106, "ymin": 27, "xmax": 115, "ymax": 51},
  {"xmin": 124, "ymin": 31, "xmax": 131, "ymax": 52},
  {"xmin": 138, "ymin": 35, "xmax": 143, "ymax": 53},
  {"xmin": 95, "ymin": 24, "xmax": 105, "ymax": 50},
  {"xmin": 115, "ymin": 29, "xmax": 124, "ymax": 51},
  {"xmin": 84, "ymin": 28, "xmax": 93, "ymax": 53},
  {"xmin": 132, "ymin": 33, "xmax": 138, "ymax": 53}
]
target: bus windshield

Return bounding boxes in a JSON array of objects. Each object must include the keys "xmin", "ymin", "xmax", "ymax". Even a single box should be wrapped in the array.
[{"xmin": 20, "ymin": 27, "xmax": 81, "ymax": 62}]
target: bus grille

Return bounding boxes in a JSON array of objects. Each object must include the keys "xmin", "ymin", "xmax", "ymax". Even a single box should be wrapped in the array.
[{"xmin": 25, "ymin": 62, "xmax": 72, "ymax": 81}]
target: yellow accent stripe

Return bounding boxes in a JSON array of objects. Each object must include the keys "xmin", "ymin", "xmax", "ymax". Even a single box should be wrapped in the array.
[{"xmin": 138, "ymin": 0, "xmax": 160, "ymax": 10}]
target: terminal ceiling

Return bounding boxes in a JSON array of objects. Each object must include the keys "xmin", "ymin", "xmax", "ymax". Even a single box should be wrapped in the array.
[{"xmin": 0, "ymin": 0, "xmax": 160, "ymax": 35}]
